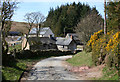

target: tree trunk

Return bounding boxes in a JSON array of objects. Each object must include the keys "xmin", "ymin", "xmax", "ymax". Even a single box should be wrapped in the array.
[
  {"xmin": 0, "ymin": 25, "xmax": 2, "ymax": 67},
  {"xmin": 104, "ymin": 0, "xmax": 107, "ymax": 35},
  {"xmin": 2, "ymin": 21, "xmax": 9, "ymax": 54}
]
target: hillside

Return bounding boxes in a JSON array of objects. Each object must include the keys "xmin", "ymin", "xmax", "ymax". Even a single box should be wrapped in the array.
[{"xmin": 10, "ymin": 21, "xmax": 29, "ymax": 34}]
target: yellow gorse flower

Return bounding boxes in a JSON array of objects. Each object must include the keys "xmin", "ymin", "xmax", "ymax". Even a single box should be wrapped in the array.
[
  {"xmin": 106, "ymin": 31, "xmax": 120, "ymax": 54},
  {"xmin": 87, "ymin": 30, "xmax": 103, "ymax": 47}
]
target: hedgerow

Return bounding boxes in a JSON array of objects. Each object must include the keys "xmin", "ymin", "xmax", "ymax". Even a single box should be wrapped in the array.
[{"xmin": 86, "ymin": 30, "xmax": 120, "ymax": 69}]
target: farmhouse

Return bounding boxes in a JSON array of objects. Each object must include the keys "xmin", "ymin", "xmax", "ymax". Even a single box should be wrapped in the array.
[
  {"xmin": 22, "ymin": 27, "xmax": 81, "ymax": 52},
  {"xmin": 56, "ymin": 36, "xmax": 77, "ymax": 53},
  {"xmin": 22, "ymin": 27, "xmax": 56, "ymax": 50},
  {"xmin": 66, "ymin": 33, "xmax": 81, "ymax": 45},
  {"xmin": 22, "ymin": 37, "xmax": 57, "ymax": 50},
  {"xmin": 29, "ymin": 27, "xmax": 54, "ymax": 37}
]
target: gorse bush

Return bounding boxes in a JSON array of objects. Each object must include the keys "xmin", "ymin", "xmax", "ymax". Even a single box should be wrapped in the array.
[
  {"xmin": 105, "ymin": 32, "xmax": 120, "ymax": 68},
  {"xmin": 86, "ymin": 30, "xmax": 120, "ymax": 68},
  {"xmin": 106, "ymin": 32, "xmax": 120, "ymax": 54},
  {"xmin": 85, "ymin": 30, "xmax": 103, "ymax": 52},
  {"xmin": 92, "ymin": 36, "xmax": 107, "ymax": 65}
]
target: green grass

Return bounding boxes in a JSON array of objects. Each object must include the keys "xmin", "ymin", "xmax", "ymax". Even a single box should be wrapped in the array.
[
  {"xmin": 66, "ymin": 51, "xmax": 119, "ymax": 80},
  {"xmin": 2, "ymin": 57, "xmax": 43, "ymax": 81},
  {"xmin": 90, "ymin": 66, "xmax": 119, "ymax": 80},
  {"xmin": 9, "ymin": 44, "xmax": 21, "ymax": 52},
  {"xmin": 2, "ymin": 61, "xmax": 26, "ymax": 80},
  {"xmin": 98, "ymin": 66, "xmax": 119, "ymax": 80},
  {"xmin": 67, "ymin": 51, "xmax": 93, "ymax": 67},
  {"xmin": 2, "ymin": 52, "xmax": 64, "ymax": 81}
]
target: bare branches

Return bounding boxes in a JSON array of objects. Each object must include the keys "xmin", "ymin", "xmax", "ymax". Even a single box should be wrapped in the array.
[
  {"xmin": 1, "ymin": 0, "xmax": 18, "ymax": 54},
  {"xmin": 1, "ymin": 0, "xmax": 18, "ymax": 21},
  {"xmin": 23, "ymin": 12, "xmax": 45, "ymax": 50},
  {"xmin": 24, "ymin": 12, "xmax": 45, "ymax": 37},
  {"xmin": 75, "ymin": 10, "xmax": 103, "ymax": 44}
]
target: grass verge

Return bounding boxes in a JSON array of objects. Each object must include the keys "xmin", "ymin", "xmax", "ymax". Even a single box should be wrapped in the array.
[
  {"xmin": 2, "ymin": 57, "xmax": 43, "ymax": 81},
  {"xmin": 98, "ymin": 66, "xmax": 119, "ymax": 80},
  {"xmin": 2, "ymin": 50, "xmax": 72, "ymax": 81},
  {"xmin": 67, "ymin": 51, "xmax": 119, "ymax": 80},
  {"xmin": 66, "ymin": 51, "xmax": 93, "ymax": 67}
]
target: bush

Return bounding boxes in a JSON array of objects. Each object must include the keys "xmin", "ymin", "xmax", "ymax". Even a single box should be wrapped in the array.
[
  {"xmin": 105, "ymin": 32, "xmax": 120, "ymax": 68},
  {"xmin": 85, "ymin": 30, "xmax": 103, "ymax": 52},
  {"xmin": 86, "ymin": 30, "xmax": 119, "ymax": 69},
  {"xmin": 92, "ymin": 36, "xmax": 107, "ymax": 65},
  {"xmin": 16, "ymin": 50, "xmax": 73, "ymax": 59},
  {"xmin": 2, "ymin": 53, "xmax": 17, "ymax": 66}
]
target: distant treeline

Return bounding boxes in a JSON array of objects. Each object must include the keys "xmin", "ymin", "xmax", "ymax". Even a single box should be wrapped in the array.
[{"xmin": 44, "ymin": 2, "xmax": 100, "ymax": 37}]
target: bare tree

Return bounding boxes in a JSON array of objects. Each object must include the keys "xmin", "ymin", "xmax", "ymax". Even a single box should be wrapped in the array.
[
  {"xmin": 23, "ymin": 12, "xmax": 36, "ymax": 50},
  {"xmin": 33, "ymin": 12, "xmax": 45, "ymax": 37},
  {"xmin": 23, "ymin": 12, "xmax": 45, "ymax": 50},
  {"xmin": 75, "ymin": 10, "xmax": 103, "ymax": 44},
  {"xmin": 1, "ymin": 0, "xmax": 18, "ymax": 54}
]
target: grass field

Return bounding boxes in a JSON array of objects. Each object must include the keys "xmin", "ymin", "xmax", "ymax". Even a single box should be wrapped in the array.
[{"xmin": 67, "ymin": 51, "xmax": 93, "ymax": 67}]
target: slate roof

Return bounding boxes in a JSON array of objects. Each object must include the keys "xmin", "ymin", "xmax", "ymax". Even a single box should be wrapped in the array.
[
  {"xmin": 29, "ymin": 27, "xmax": 50, "ymax": 35},
  {"xmin": 5, "ymin": 36, "xmax": 21, "ymax": 42},
  {"xmin": 56, "ymin": 37, "xmax": 73, "ymax": 46},
  {"xmin": 66, "ymin": 33, "xmax": 81, "ymax": 45},
  {"xmin": 28, "ymin": 37, "xmax": 56, "ymax": 45},
  {"xmin": 66, "ymin": 33, "xmax": 80, "ymax": 40},
  {"xmin": 40, "ymin": 37, "xmax": 56, "ymax": 44}
]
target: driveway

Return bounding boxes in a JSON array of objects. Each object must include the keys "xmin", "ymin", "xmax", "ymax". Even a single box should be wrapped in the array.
[{"xmin": 27, "ymin": 56, "xmax": 80, "ymax": 80}]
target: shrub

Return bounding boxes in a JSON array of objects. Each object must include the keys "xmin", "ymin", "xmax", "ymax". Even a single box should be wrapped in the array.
[
  {"xmin": 92, "ymin": 36, "xmax": 107, "ymax": 65},
  {"xmin": 86, "ymin": 30, "xmax": 103, "ymax": 52},
  {"xmin": 106, "ymin": 31, "xmax": 120, "ymax": 55},
  {"xmin": 105, "ymin": 32, "xmax": 120, "ymax": 68},
  {"xmin": 2, "ymin": 54, "xmax": 17, "ymax": 66},
  {"xmin": 86, "ymin": 30, "xmax": 119, "ymax": 68},
  {"xmin": 16, "ymin": 50, "xmax": 73, "ymax": 59}
]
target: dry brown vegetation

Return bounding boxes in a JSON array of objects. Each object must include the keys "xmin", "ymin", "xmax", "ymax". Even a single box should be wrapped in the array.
[{"xmin": 10, "ymin": 21, "xmax": 30, "ymax": 34}]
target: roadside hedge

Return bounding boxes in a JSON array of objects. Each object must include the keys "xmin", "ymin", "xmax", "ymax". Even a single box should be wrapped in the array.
[
  {"xmin": 15, "ymin": 50, "xmax": 73, "ymax": 59},
  {"xmin": 86, "ymin": 30, "xmax": 120, "ymax": 69}
]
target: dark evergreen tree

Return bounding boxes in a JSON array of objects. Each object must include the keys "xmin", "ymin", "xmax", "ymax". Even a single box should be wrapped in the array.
[
  {"xmin": 106, "ymin": 1, "xmax": 120, "ymax": 32},
  {"xmin": 44, "ymin": 2, "xmax": 98, "ymax": 37}
]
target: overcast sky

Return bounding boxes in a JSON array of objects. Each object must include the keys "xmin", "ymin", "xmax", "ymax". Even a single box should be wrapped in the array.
[{"xmin": 12, "ymin": 0, "xmax": 105, "ymax": 22}]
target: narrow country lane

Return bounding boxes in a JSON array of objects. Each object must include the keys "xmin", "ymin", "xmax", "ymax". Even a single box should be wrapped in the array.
[{"xmin": 27, "ymin": 56, "xmax": 80, "ymax": 80}]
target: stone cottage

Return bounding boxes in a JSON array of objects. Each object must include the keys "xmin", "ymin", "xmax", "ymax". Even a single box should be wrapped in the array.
[
  {"xmin": 56, "ymin": 36, "xmax": 77, "ymax": 53},
  {"xmin": 22, "ymin": 27, "xmax": 56, "ymax": 50},
  {"xmin": 22, "ymin": 37, "xmax": 57, "ymax": 50},
  {"xmin": 66, "ymin": 33, "xmax": 81, "ymax": 45},
  {"xmin": 29, "ymin": 27, "xmax": 54, "ymax": 37}
]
